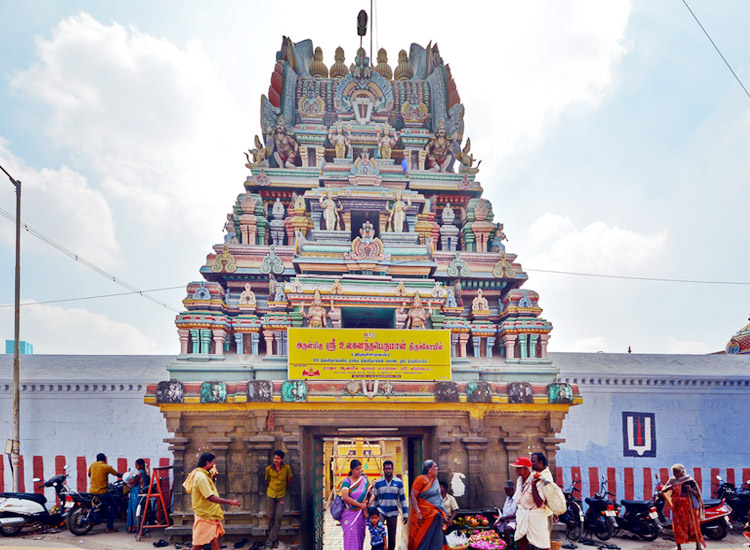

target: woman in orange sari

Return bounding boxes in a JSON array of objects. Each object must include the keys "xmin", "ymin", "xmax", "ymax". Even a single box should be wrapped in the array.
[
  {"xmin": 409, "ymin": 460, "xmax": 447, "ymax": 550},
  {"xmin": 662, "ymin": 464, "xmax": 705, "ymax": 550}
]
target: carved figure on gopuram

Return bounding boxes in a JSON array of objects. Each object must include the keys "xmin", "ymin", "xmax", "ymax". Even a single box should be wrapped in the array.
[
  {"xmin": 442, "ymin": 202, "xmax": 456, "ymax": 225},
  {"xmin": 302, "ymin": 289, "xmax": 328, "ymax": 328},
  {"xmin": 328, "ymin": 122, "xmax": 350, "ymax": 159},
  {"xmin": 472, "ymin": 288, "xmax": 490, "ymax": 312},
  {"xmin": 457, "ymin": 137, "xmax": 482, "ymax": 174},
  {"xmin": 268, "ymin": 116, "xmax": 299, "ymax": 168},
  {"xmin": 238, "ymin": 283, "xmax": 256, "ymax": 305},
  {"xmin": 490, "ymin": 222, "xmax": 508, "ymax": 252},
  {"xmin": 244, "ymin": 135, "xmax": 268, "ymax": 169},
  {"xmin": 386, "ymin": 190, "xmax": 411, "ymax": 232},
  {"xmin": 319, "ymin": 188, "xmax": 343, "ymax": 230},
  {"xmin": 223, "ymin": 213, "xmax": 239, "ymax": 244},
  {"xmin": 425, "ymin": 119, "xmax": 457, "ymax": 172},
  {"xmin": 406, "ymin": 293, "xmax": 433, "ymax": 330},
  {"xmin": 377, "ymin": 123, "xmax": 399, "ymax": 160}
]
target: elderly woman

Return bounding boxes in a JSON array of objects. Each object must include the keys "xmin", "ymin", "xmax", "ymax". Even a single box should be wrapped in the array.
[
  {"xmin": 661, "ymin": 464, "xmax": 705, "ymax": 550},
  {"xmin": 341, "ymin": 459, "xmax": 370, "ymax": 550},
  {"xmin": 408, "ymin": 460, "xmax": 447, "ymax": 550}
]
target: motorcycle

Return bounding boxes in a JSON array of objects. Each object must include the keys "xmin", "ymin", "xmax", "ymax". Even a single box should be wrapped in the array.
[
  {"xmin": 0, "ymin": 466, "xmax": 73, "ymax": 536},
  {"xmin": 654, "ymin": 474, "xmax": 732, "ymax": 540},
  {"xmin": 582, "ymin": 477, "xmax": 618, "ymax": 541},
  {"xmin": 558, "ymin": 479, "xmax": 584, "ymax": 541},
  {"xmin": 716, "ymin": 475, "xmax": 750, "ymax": 525},
  {"xmin": 65, "ymin": 479, "xmax": 126, "ymax": 535},
  {"xmin": 613, "ymin": 496, "xmax": 660, "ymax": 541}
]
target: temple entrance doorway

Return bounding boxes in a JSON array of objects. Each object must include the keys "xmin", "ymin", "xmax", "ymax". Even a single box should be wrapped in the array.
[{"xmin": 305, "ymin": 428, "xmax": 426, "ymax": 550}]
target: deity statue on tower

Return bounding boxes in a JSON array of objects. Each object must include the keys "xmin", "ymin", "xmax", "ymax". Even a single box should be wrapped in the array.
[
  {"xmin": 425, "ymin": 119, "xmax": 457, "ymax": 172},
  {"xmin": 377, "ymin": 123, "xmax": 399, "ymax": 160},
  {"xmin": 238, "ymin": 283, "xmax": 256, "ymax": 306},
  {"xmin": 406, "ymin": 293, "xmax": 433, "ymax": 329},
  {"xmin": 268, "ymin": 116, "xmax": 299, "ymax": 169},
  {"xmin": 472, "ymin": 289, "xmax": 490, "ymax": 312},
  {"xmin": 386, "ymin": 190, "xmax": 411, "ymax": 232},
  {"xmin": 319, "ymin": 188, "xmax": 343, "ymax": 230},
  {"xmin": 302, "ymin": 289, "xmax": 328, "ymax": 328},
  {"xmin": 327, "ymin": 122, "xmax": 350, "ymax": 159}
]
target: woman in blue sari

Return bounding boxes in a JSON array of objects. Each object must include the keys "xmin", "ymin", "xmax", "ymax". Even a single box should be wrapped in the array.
[
  {"xmin": 341, "ymin": 459, "xmax": 370, "ymax": 550},
  {"xmin": 126, "ymin": 458, "xmax": 150, "ymax": 532}
]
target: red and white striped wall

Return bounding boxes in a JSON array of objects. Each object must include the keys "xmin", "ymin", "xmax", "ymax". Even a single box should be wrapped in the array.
[
  {"xmin": 555, "ymin": 465, "xmax": 750, "ymax": 515},
  {"xmin": 0, "ymin": 454, "xmax": 172, "ymax": 503}
]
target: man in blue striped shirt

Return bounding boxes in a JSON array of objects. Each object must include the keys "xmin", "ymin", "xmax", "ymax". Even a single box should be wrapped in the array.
[{"xmin": 368, "ymin": 460, "xmax": 408, "ymax": 550}]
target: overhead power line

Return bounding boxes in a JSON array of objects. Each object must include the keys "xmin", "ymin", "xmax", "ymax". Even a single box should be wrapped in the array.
[
  {"xmin": 681, "ymin": 0, "xmax": 750, "ymax": 102},
  {"xmin": 525, "ymin": 267, "xmax": 750, "ymax": 286},
  {"xmin": 0, "ymin": 286, "xmax": 185, "ymax": 309},
  {"xmin": 0, "ymin": 207, "xmax": 181, "ymax": 313}
]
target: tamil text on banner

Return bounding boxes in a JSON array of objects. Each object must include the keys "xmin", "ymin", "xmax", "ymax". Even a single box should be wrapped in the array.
[{"xmin": 288, "ymin": 328, "xmax": 451, "ymax": 380}]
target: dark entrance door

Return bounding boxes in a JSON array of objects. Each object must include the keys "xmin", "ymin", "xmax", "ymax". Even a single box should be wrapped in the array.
[{"xmin": 313, "ymin": 437, "xmax": 325, "ymax": 550}]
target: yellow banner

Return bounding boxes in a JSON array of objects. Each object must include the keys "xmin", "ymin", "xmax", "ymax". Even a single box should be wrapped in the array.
[{"xmin": 288, "ymin": 328, "xmax": 451, "ymax": 380}]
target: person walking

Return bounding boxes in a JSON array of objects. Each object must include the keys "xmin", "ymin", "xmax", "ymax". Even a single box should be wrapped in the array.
[
  {"xmin": 183, "ymin": 452, "xmax": 240, "ymax": 550},
  {"xmin": 530, "ymin": 452, "xmax": 554, "ymax": 536},
  {"xmin": 265, "ymin": 450, "xmax": 293, "ymax": 549},
  {"xmin": 341, "ymin": 459, "xmax": 370, "ymax": 550},
  {"xmin": 87, "ymin": 453, "xmax": 123, "ymax": 533},
  {"xmin": 512, "ymin": 456, "xmax": 549, "ymax": 550},
  {"xmin": 369, "ymin": 460, "xmax": 408, "ymax": 550},
  {"xmin": 661, "ymin": 464, "xmax": 705, "ymax": 550},
  {"xmin": 408, "ymin": 459, "xmax": 446, "ymax": 550}
]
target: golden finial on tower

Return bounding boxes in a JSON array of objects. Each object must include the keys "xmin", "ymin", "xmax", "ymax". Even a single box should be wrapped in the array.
[
  {"xmin": 374, "ymin": 48, "xmax": 393, "ymax": 80},
  {"xmin": 330, "ymin": 46, "xmax": 349, "ymax": 79},
  {"xmin": 394, "ymin": 49, "xmax": 413, "ymax": 81},
  {"xmin": 309, "ymin": 46, "xmax": 328, "ymax": 79}
]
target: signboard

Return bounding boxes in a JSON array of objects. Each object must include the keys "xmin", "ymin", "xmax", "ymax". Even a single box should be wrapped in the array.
[{"xmin": 288, "ymin": 328, "xmax": 451, "ymax": 380}]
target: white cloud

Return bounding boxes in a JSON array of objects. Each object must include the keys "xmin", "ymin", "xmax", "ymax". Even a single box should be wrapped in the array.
[
  {"xmin": 9, "ymin": 301, "xmax": 159, "ymax": 354},
  {"xmin": 560, "ymin": 336, "xmax": 608, "ymax": 353},
  {"xmin": 526, "ymin": 213, "xmax": 669, "ymax": 273},
  {"xmin": 666, "ymin": 338, "xmax": 716, "ymax": 355},
  {"xmin": 0, "ymin": 138, "xmax": 119, "ymax": 269},
  {"xmin": 11, "ymin": 13, "xmax": 249, "ymax": 245}
]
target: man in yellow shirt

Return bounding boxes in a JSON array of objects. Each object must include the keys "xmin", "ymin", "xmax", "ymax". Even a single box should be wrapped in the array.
[
  {"xmin": 184, "ymin": 452, "xmax": 240, "ymax": 550},
  {"xmin": 87, "ymin": 453, "xmax": 122, "ymax": 532},
  {"xmin": 264, "ymin": 450, "xmax": 292, "ymax": 548}
]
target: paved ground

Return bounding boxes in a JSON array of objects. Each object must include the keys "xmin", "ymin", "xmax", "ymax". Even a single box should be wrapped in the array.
[{"xmin": 3, "ymin": 521, "xmax": 749, "ymax": 550}]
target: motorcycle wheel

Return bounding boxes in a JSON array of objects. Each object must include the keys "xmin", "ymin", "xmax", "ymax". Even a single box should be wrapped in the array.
[
  {"xmin": 595, "ymin": 516, "xmax": 615, "ymax": 541},
  {"xmin": 566, "ymin": 504, "xmax": 583, "ymax": 541},
  {"xmin": 703, "ymin": 521, "xmax": 728, "ymax": 541},
  {"xmin": 0, "ymin": 516, "xmax": 23, "ymax": 537},
  {"xmin": 639, "ymin": 521, "xmax": 659, "ymax": 541},
  {"xmin": 68, "ymin": 507, "xmax": 94, "ymax": 536}
]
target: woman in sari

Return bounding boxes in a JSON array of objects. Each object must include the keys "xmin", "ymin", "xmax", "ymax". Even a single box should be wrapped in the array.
[
  {"xmin": 661, "ymin": 464, "xmax": 705, "ymax": 550},
  {"xmin": 341, "ymin": 459, "xmax": 370, "ymax": 550},
  {"xmin": 126, "ymin": 458, "xmax": 150, "ymax": 532},
  {"xmin": 409, "ymin": 460, "xmax": 447, "ymax": 550}
]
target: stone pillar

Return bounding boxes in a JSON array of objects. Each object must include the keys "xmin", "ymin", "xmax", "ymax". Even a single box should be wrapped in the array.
[
  {"xmin": 283, "ymin": 434, "xmax": 302, "ymax": 513},
  {"xmin": 486, "ymin": 336, "xmax": 496, "ymax": 358},
  {"xmin": 471, "ymin": 336, "xmax": 481, "ymax": 358},
  {"xmin": 406, "ymin": 214, "xmax": 417, "ymax": 233},
  {"xmin": 165, "ymin": 436, "xmax": 189, "ymax": 524},
  {"xmin": 251, "ymin": 332, "xmax": 260, "ymax": 355},
  {"xmin": 200, "ymin": 329, "xmax": 212, "ymax": 354},
  {"xmin": 234, "ymin": 333, "xmax": 244, "ymax": 355},
  {"xmin": 263, "ymin": 330, "xmax": 275, "ymax": 356},
  {"xmin": 528, "ymin": 334, "xmax": 539, "ymax": 359},
  {"xmin": 315, "ymin": 147, "xmax": 325, "ymax": 167},
  {"xmin": 178, "ymin": 329, "xmax": 190, "ymax": 355},
  {"xmin": 500, "ymin": 436, "xmax": 525, "ymax": 479},
  {"xmin": 207, "ymin": 436, "xmax": 232, "ymax": 500},
  {"xmin": 190, "ymin": 329, "xmax": 200, "ymax": 354},
  {"xmin": 311, "ymin": 211, "xmax": 322, "ymax": 231},
  {"xmin": 275, "ymin": 330, "xmax": 287, "ymax": 355},
  {"xmin": 451, "ymin": 333, "xmax": 459, "ymax": 357},
  {"xmin": 461, "ymin": 436, "xmax": 489, "ymax": 507},
  {"xmin": 342, "ymin": 211, "xmax": 351, "ymax": 232},
  {"xmin": 438, "ymin": 437, "xmax": 456, "ymax": 474},
  {"xmin": 503, "ymin": 334, "xmax": 517, "ymax": 360},
  {"xmin": 379, "ymin": 212, "xmax": 389, "ymax": 234},
  {"xmin": 213, "ymin": 329, "xmax": 226, "ymax": 357},
  {"xmin": 245, "ymin": 435, "xmax": 275, "ymax": 526},
  {"xmin": 539, "ymin": 334, "xmax": 550, "ymax": 358},
  {"xmin": 519, "ymin": 334, "xmax": 528, "ymax": 359},
  {"xmin": 459, "ymin": 333, "xmax": 469, "ymax": 358},
  {"xmin": 543, "ymin": 437, "xmax": 566, "ymax": 482}
]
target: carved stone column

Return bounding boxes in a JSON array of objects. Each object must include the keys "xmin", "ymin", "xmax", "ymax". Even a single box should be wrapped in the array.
[
  {"xmin": 213, "ymin": 329, "xmax": 226, "ymax": 356},
  {"xmin": 471, "ymin": 336, "xmax": 481, "ymax": 357},
  {"xmin": 234, "ymin": 333, "xmax": 244, "ymax": 355},
  {"xmin": 207, "ymin": 436, "xmax": 232, "ymax": 498},
  {"xmin": 438, "ymin": 436, "xmax": 456, "ymax": 474},
  {"xmin": 461, "ymin": 436, "xmax": 489, "ymax": 508},
  {"xmin": 543, "ymin": 437, "xmax": 566, "ymax": 481},
  {"xmin": 539, "ymin": 334, "xmax": 550, "ymax": 358},
  {"xmin": 283, "ymin": 433, "xmax": 302, "ymax": 512},
  {"xmin": 459, "ymin": 333, "xmax": 469, "ymax": 358},
  {"xmin": 503, "ymin": 334, "xmax": 517, "ymax": 360},
  {"xmin": 501, "ymin": 436, "xmax": 525, "ymax": 479},
  {"xmin": 200, "ymin": 329, "xmax": 212, "ymax": 354},
  {"xmin": 263, "ymin": 330, "xmax": 275, "ymax": 356},
  {"xmin": 251, "ymin": 332, "xmax": 260, "ymax": 355},
  {"xmin": 178, "ymin": 329, "xmax": 190, "ymax": 355},
  {"xmin": 451, "ymin": 333, "xmax": 459, "ymax": 357},
  {"xmin": 528, "ymin": 334, "xmax": 539, "ymax": 358},
  {"xmin": 519, "ymin": 334, "xmax": 528, "ymax": 359},
  {"xmin": 245, "ymin": 435, "xmax": 275, "ymax": 526},
  {"xmin": 486, "ymin": 336, "xmax": 496, "ymax": 358},
  {"xmin": 165, "ymin": 436, "xmax": 189, "ymax": 524},
  {"xmin": 190, "ymin": 329, "xmax": 200, "ymax": 354}
]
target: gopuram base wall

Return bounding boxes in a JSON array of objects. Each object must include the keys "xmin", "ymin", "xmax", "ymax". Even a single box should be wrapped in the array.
[{"xmin": 156, "ymin": 401, "xmax": 571, "ymax": 545}]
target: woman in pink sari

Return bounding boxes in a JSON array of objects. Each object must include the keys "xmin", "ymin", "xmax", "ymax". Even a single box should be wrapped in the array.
[{"xmin": 341, "ymin": 459, "xmax": 370, "ymax": 550}]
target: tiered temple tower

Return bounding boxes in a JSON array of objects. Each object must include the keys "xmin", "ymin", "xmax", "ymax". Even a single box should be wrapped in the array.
[{"xmin": 147, "ymin": 36, "xmax": 579, "ymax": 548}]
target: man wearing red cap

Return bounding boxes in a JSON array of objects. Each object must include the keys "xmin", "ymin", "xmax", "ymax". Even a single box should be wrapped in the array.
[{"xmin": 511, "ymin": 456, "xmax": 549, "ymax": 550}]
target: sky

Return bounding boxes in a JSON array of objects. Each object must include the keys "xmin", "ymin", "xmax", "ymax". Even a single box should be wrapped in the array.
[{"xmin": 0, "ymin": 0, "xmax": 748, "ymax": 356}]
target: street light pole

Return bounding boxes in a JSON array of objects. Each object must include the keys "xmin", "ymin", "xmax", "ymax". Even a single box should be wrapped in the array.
[{"xmin": 1, "ymin": 163, "xmax": 21, "ymax": 492}]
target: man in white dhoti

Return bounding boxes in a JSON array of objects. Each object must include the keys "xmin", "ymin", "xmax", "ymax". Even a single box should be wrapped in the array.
[{"xmin": 512, "ymin": 456, "xmax": 549, "ymax": 550}]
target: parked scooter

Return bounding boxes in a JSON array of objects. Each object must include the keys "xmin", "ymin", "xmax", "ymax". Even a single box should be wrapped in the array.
[
  {"xmin": 65, "ymin": 479, "xmax": 125, "ymax": 536},
  {"xmin": 583, "ymin": 478, "xmax": 618, "ymax": 541},
  {"xmin": 654, "ymin": 474, "xmax": 732, "ymax": 540},
  {"xmin": 558, "ymin": 479, "xmax": 585, "ymax": 541},
  {"xmin": 613, "ymin": 496, "xmax": 660, "ymax": 541},
  {"xmin": 716, "ymin": 475, "xmax": 750, "ymax": 526},
  {"xmin": 0, "ymin": 466, "xmax": 73, "ymax": 536}
]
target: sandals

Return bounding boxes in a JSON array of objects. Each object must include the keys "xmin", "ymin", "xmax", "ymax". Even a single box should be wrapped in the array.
[{"xmin": 153, "ymin": 540, "xmax": 169, "ymax": 548}]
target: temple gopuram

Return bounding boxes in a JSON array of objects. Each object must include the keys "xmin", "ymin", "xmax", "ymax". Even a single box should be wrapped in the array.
[{"xmin": 146, "ymin": 35, "xmax": 581, "ymax": 548}]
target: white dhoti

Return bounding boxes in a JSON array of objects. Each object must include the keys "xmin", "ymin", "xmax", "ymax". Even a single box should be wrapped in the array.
[{"xmin": 515, "ymin": 508, "xmax": 550, "ymax": 549}]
